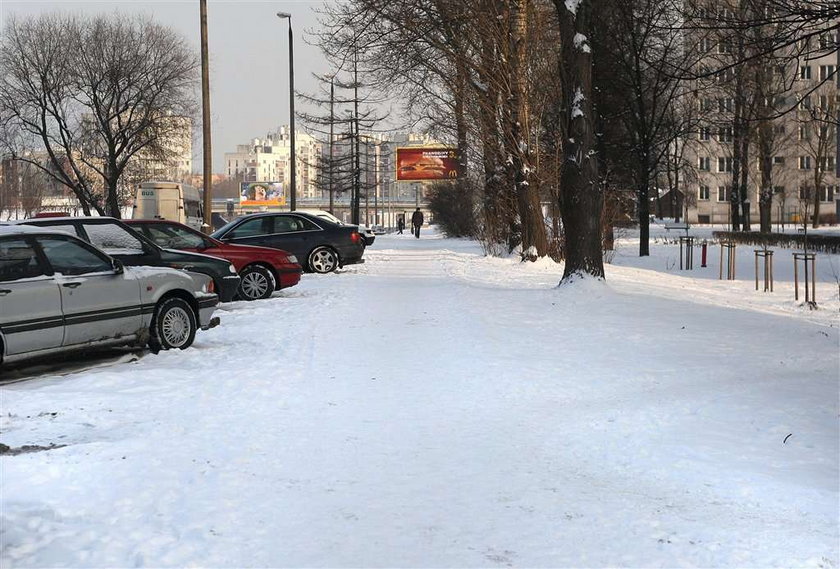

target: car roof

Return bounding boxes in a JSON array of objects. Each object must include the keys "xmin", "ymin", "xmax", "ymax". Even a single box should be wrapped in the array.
[
  {"xmin": 233, "ymin": 211, "xmax": 323, "ymax": 221},
  {"xmin": 0, "ymin": 224, "xmax": 76, "ymax": 237},
  {"xmin": 16, "ymin": 216, "xmax": 118, "ymax": 224},
  {"xmin": 124, "ymin": 218, "xmax": 176, "ymax": 224}
]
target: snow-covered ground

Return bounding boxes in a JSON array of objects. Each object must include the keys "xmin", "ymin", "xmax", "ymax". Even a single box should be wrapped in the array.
[{"xmin": 1, "ymin": 226, "xmax": 838, "ymax": 568}]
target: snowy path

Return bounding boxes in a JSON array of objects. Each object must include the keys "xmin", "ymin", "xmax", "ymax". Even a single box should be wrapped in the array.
[{"xmin": 1, "ymin": 231, "xmax": 838, "ymax": 568}]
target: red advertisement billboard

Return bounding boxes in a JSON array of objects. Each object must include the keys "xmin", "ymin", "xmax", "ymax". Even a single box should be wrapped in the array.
[{"xmin": 395, "ymin": 147, "xmax": 460, "ymax": 181}]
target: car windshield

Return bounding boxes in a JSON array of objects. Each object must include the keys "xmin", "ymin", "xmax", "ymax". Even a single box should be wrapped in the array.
[
  {"xmin": 143, "ymin": 224, "xmax": 206, "ymax": 249},
  {"xmin": 211, "ymin": 217, "xmax": 249, "ymax": 239},
  {"xmin": 83, "ymin": 223, "xmax": 146, "ymax": 255}
]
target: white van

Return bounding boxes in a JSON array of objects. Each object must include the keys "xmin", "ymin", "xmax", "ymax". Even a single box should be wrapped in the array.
[{"xmin": 133, "ymin": 181, "xmax": 203, "ymax": 230}]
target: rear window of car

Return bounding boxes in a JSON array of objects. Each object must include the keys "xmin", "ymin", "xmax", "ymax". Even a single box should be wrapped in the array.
[
  {"xmin": 35, "ymin": 224, "xmax": 79, "ymax": 237},
  {"xmin": 83, "ymin": 223, "xmax": 145, "ymax": 254},
  {"xmin": 0, "ymin": 238, "xmax": 44, "ymax": 281},
  {"xmin": 271, "ymin": 216, "xmax": 319, "ymax": 233}
]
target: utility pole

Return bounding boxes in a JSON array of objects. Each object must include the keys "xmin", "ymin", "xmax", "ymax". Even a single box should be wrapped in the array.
[
  {"xmin": 199, "ymin": 0, "xmax": 213, "ymax": 233},
  {"xmin": 352, "ymin": 45, "xmax": 360, "ymax": 225},
  {"xmin": 374, "ymin": 141, "xmax": 379, "ymax": 227},
  {"xmin": 276, "ymin": 12, "xmax": 296, "ymax": 211},
  {"xmin": 364, "ymin": 137, "xmax": 370, "ymax": 225},
  {"xmin": 329, "ymin": 76, "xmax": 335, "ymax": 214}
]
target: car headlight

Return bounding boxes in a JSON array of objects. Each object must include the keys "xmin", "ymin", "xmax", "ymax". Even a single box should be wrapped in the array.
[
  {"xmin": 287, "ymin": 255, "xmax": 298, "ymax": 264},
  {"xmin": 229, "ymin": 264, "xmax": 237, "ymax": 274}
]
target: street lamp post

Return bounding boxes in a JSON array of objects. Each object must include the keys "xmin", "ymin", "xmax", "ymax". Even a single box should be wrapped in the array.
[{"xmin": 276, "ymin": 12, "xmax": 296, "ymax": 211}]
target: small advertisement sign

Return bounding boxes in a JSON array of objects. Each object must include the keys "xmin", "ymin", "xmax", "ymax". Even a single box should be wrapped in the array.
[
  {"xmin": 240, "ymin": 182, "xmax": 285, "ymax": 207},
  {"xmin": 395, "ymin": 147, "xmax": 460, "ymax": 181}
]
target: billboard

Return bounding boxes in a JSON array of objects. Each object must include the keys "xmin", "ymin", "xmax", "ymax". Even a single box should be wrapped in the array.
[
  {"xmin": 240, "ymin": 181, "xmax": 285, "ymax": 207},
  {"xmin": 395, "ymin": 147, "xmax": 460, "ymax": 181}
]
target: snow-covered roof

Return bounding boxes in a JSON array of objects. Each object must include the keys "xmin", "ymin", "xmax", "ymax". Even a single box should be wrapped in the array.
[{"xmin": 0, "ymin": 224, "xmax": 73, "ymax": 236}]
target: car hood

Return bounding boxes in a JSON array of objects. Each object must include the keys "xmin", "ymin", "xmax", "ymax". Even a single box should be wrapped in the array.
[
  {"xmin": 215, "ymin": 242, "xmax": 293, "ymax": 257},
  {"xmin": 161, "ymin": 247, "xmax": 233, "ymax": 267}
]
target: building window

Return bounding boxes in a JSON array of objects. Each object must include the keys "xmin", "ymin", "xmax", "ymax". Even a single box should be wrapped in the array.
[
  {"xmin": 699, "ymin": 157, "xmax": 711, "ymax": 171},
  {"xmin": 819, "ymin": 65, "xmax": 836, "ymax": 82},
  {"xmin": 717, "ymin": 126, "xmax": 733, "ymax": 142},
  {"xmin": 699, "ymin": 126, "xmax": 711, "ymax": 141},
  {"xmin": 718, "ymin": 98, "xmax": 733, "ymax": 112},
  {"xmin": 718, "ymin": 157, "xmax": 732, "ymax": 172},
  {"xmin": 798, "ymin": 125, "xmax": 809, "ymax": 140},
  {"xmin": 799, "ymin": 156, "xmax": 811, "ymax": 170},
  {"xmin": 773, "ymin": 185, "xmax": 785, "ymax": 196},
  {"xmin": 698, "ymin": 185, "xmax": 710, "ymax": 201},
  {"xmin": 798, "ymin": 96, "xmax": 811, "ymax": 110},
  {"xmin": 774, "ymin": 124, "xmax": 786, "ymax": 135},
  {"xmin": 773, "ymin": 156, "xmax": 785, "ymax": 165},
  {"xmin": 818, "ymin": 156, "xmax": 836, "ymax": 171},
  {"xmin": 717, "ymin": 186, "xmax": 728, "ymax": 202},
  {"xmin": 799, "ymin": 185, "xmax": 811, "ymax": 200},
  {"xmin": 717, "ymin": 40, "xmax": 732, "ymax": 54},
  {"xmin": 819, "ymin": 185, "xmax": 836, "ymax": 202},
  {"xmin": 799, "ymin": 66, "xmax": 812, "ymax": 80}
]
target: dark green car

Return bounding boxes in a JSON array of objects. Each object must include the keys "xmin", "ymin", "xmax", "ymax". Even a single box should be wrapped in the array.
[{"xmin": 16, "ymin": 217, "xmax": 241, "ymax": 302}]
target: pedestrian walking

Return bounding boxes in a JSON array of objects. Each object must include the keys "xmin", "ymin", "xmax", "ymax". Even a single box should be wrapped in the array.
[
  {"xmin": 411, "ymin": 208, "xmax": 424, "ymax": 238},
  {"xmin": 397, "ymin": 215, "xmax": 405, "ymax": 234}
]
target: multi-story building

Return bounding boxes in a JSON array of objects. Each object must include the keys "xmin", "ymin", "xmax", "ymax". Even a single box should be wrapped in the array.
[
  {"xmin": 684, "ymin": 20, "xmax": 838, "ymax": 226},
  {"xmin": 224, "ymin": 126, "xmax": 321, "ymax": 199},
  {"xmin": 110, "ymin": 114, "xmax": 194, "ymax": 189}
]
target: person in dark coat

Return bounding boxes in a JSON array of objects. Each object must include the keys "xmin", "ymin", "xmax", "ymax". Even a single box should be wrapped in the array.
[
  {"xmin": 411, "ymin": 208, "xmax": 424, "ymax": 238},
  {"xmin": 397, "ymin": 215, "xmax": 405, "ymax": 234}
]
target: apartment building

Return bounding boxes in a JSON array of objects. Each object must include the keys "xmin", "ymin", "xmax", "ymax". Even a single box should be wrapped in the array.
[
  {"xmin": 224, "ymin": 126, "xmax": 321, "ymax": 199},
  {"xmin": 684, "ymin": 17, "xmax": 838, "ymax": 225}
]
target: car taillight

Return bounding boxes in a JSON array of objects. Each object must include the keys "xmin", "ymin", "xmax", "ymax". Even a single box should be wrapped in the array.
[
  {"xmin": 351, "ymin": 232, "xmax": 361, "ymax": 244},
  {"xmin": 207, "ymin": 280, "xmax": 215, "ymax": 293}
]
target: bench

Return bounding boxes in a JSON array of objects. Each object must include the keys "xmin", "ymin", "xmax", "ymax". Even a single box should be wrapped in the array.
[{"xmin": 664, "ymin": 222, "xmax": 690, "ymax": 232}]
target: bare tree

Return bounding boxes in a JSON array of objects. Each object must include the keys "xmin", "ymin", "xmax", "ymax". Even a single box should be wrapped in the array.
[
  {"xmin": 0, "ymin": 13, "xmax": 198, "ymax": 217},
  {"xmin": 799, "ymin": 96, "xmax": 837, "ymax": 227},
  {"xmin": 590, "ymin": 0, "xmax": 700, "ymax": 255}
]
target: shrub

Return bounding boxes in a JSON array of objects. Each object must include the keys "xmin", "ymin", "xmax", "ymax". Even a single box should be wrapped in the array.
[{"xmin": 427, "ymin": 180, "xmax": 477, "ymax": 238}]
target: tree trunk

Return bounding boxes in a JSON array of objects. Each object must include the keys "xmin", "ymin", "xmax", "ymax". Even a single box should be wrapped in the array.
[
  {"xmin": 509, "ymin": 0, "xmax": 548, "ymax": 260},
  {"xmin": 740, "ymin": 135, "xmax": 751, "ymax": 231},
  {"xmin": 454, "ymin": 60, "xmax": 469, "ymax": 178},
  {"xmin": 812, "ymin": 167, "xmax": 822, "ymax": 228},
  {"xmin": 554, "ymin": 0, "xmax": 604, "ymax": 281},
  {"xmin": 638, "ymin": 175, "xmax": 651, "ymax": 256}
]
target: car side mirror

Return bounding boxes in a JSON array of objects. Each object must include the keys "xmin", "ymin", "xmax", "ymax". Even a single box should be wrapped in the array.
[{"xmin": 112, "ymin": 259, "xmax": 124, "ymax": 275}]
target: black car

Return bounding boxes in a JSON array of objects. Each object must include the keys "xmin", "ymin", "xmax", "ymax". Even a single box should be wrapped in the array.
[
  {"xmin": 15, "ymin": 217, "xmax": 241, "ymax": 302},
  {"xmin": 211, "ymin": 212, "xmax": 365, "ymax": 274}
]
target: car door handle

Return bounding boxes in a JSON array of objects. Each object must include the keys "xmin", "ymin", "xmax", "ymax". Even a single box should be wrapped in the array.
[
  {"xmin": 62, "ymin": 282, "xmax": 82, "ymax": 289},
  {"xmin": 0, "ymin": 289, "xmax": 11, "ymax": 296}
]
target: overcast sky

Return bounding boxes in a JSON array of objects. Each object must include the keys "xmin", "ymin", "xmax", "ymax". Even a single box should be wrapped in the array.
[{"xmin": 0, "ymin": 0, "xmax": 336, "ymax": 174}]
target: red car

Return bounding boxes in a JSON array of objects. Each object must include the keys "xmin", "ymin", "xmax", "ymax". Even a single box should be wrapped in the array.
[{"xmin": 126, "ymin": 219, "xmax": 302, "ymax": 301}]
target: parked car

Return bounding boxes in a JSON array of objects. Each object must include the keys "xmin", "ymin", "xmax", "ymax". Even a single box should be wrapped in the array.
[
  {"xmin": 126, "ymin": 219, "xmax": 303, "ymax": 301},
  {"xmin": 297, "ymin": 209, "xmax": 375, "ymax": 247},
  {"xmin": 211, "ymin": 212, "xmax": 365, "ymax": 274},
  {"xmin": 0, "ymin": 225, "xmax": 220, "ymax": 367},
  {"xmin": 14, "ymin": 217, "xmax": 241, "ymax": 302}
]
